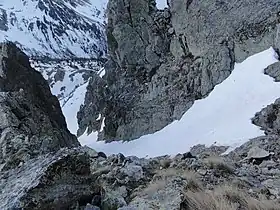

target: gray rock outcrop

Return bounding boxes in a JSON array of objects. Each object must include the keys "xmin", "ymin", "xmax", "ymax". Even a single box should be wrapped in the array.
[
  {"xmin": 252, "ymin": 98, "xmax": 280, "ymax": 136},
  {"xmin": 265, "ymin": 61, "xmax": 280, "ymax": 82},
  {"xmin": 78, "ymin": 0, "xmax": 280, "ymax": 142},
  {"xmin": 0, "ymin": 42, "xmax": 78, "ymax": 170},
  {"xmin": 0, "ymin": 148, "xmax": 98, "ymax": 210}
]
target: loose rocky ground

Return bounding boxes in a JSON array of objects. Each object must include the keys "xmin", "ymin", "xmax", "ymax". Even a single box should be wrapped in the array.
[{"xmin": 4, "ymin": 139, "xmax": 280, "ymax": 209}]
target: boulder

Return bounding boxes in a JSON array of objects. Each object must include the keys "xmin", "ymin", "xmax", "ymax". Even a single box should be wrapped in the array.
[
  {"xmin": 264, "ymin": 62, "xmax": 280, "ymax": 82},
  {"xmin": 246, "ymin": 146, "xmax": 271, "ymax": 160},
  {"xmin": 0, "ymin": 148, "xmax": 99, "ymax": 210},
  {"xmin": 252, "ymin": 98, "xmax": 280, "ymax": 136}
]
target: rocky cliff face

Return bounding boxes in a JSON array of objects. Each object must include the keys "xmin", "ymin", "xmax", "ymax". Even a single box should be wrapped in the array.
[
  {"xmin": 0, "ymin": 43, "xmax": 96, "ymax": 209},
  {"xmin": 78, "ymin": 0, "xmax": 280, "ymax": 142},
  {"xmin": 0, "ymin": 0, "xmax": 108, "ymax": 131},
  {"xmin": 0, "ymin": 42, "xmax": 78, "ymax": 171},
  {"xmin": 3, "ymin": 1, "xmax": 280, "ymax": 209}
]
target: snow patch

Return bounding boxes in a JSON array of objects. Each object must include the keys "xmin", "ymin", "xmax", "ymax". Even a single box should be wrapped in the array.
[
  {"xmin": 100, "ymin": 117, "xmax": 106, "ymax": 132},
  {"xmin": 156, "ymin": 0, "xmax": 168, "ymax": 9},
  {"xmin": 98, "ymin": 67, "xmax": 106, "ymax": 78},
  {"xmin": 32, "ymin": 59, "xmax": 100, "ymax": 108},
  {"xmin": 62, "ymin": 82, "xmax": 89, "ymax": 135},
  {"xmin": 96, "ymin": 114, "xmax": 102, "ymax": 121},
  {"xmin": 0, "ymin": 0, "xmax": 106, "ymax": 58}
]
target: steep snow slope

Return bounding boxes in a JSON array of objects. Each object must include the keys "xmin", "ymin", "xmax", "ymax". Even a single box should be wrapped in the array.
[
  {"xmin": 63, "ymin": 48, "xmax": 280, "ymax": 157},
  {"xmin": 0, "ymin": 0, "xmax": 107, "ymax": 58}
]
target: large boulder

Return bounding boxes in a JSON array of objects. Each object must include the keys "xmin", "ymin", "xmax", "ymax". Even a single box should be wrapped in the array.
[
  {"xmin": 0, "ymin": 148, "xmax": 99, "ymax": 210},
  {"xmin": 78, "ymin": 0, "xmax": 280, "ymax": 142}
]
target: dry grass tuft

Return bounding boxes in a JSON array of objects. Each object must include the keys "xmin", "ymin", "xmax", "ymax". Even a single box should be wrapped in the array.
[
  {"xmin": 143, "ymin": 168, "xmax": 203, "ymax": 198},
  {"xmin": 142, "ymin": 179, "xmax": 167, "ymax": 198},
  {"xmin": 159, "ymin": 158, "xmax": 172, "ymax": 169},
  {"xmin": 184, "ymin": 190, "xmax": 237, "ymax": 210},
  {"xmin": 184, "ymin": 185, "xmax": 279, "ymax": 210},
  {"xmin": 155, "ymin": 168, "xmax": 203, "ymax": 191},
  {"xmin": 204, "ymin": 156, "xmax": 235, "ymax": 175},
  {"xmin": 182, "ymin": 170, "xmax": 203, "ymax": 192}
]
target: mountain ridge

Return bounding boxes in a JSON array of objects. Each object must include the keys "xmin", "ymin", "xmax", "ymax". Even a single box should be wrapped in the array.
[{"xmin": 0, "ymin": 0, "xmax": 107, "ymax": 58}]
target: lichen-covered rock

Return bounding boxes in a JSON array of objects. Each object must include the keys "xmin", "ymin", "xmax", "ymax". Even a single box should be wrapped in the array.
[
  {"xmin": 227, "ymin": 135, "xmax": 280, "ymax": 161},
  {"xmin": 0, "ymin": 148, "xmax": 99, "ymax": 210},
  {"xmin": 246, "ymin": 146, "xmax": 271, "ymax": 160},
  {"xmin": 265, "ymin": 61, "xmax": 280, "ymax": 82},
  {"xmin": 0, "ymin": 42, "xmax": 78, "ymax": 170},
  {"xmin": 252, "ymin": 98, "xmax": 280, "ymax": 136},
  {"xmin": 79, "ymin": 0, "xmax": 280, "ymax": 142},
  {"xmin": 190, "ymin": 144, "xmax": 229, "ymax": 158},
  {"xmin": 77, "ymin": 72, "xmax": 107, "ymax": 137}
]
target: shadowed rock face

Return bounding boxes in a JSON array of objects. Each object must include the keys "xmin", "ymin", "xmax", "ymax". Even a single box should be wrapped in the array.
[
  {"xmin": 253, "ymin": 98, "xmax": 280, "ymax": 136},
  {"xmin": 0, "ymin": 42, "xmax": 79, "ymax": 170},
  {"xmin": 0, "ymin": 43, "xmax": 101, "ymax": 210},
  {"xmin": 78, "ymin": 0, "xmax": 280, "ymax": 142}
]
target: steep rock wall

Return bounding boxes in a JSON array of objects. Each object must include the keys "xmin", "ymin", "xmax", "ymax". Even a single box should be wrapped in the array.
[
  {"xmin": 79, "ymin": 0, "xmax": 280, "ymax": 141},
  {"xmin": 0, "ymin": 42, "xmax": 79, "ymax": 170}
]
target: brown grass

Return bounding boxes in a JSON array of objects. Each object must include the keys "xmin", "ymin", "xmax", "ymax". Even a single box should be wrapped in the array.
[
  {"xmin": 139, "ymin": 167, "xmax": 279, "ymax": 210},
  {"xmin": 204, "ymin": 156, "xmax": 235, "ymax": 175},
  {"xmin": 155, "ymin": 168, "xmax": 203, "ymax": 191},
  {"xmin": 184, "ymin": 185, "xmax": 279, "ymax": 210},
  {"xmin": 142, "ymin": 180, "xmax": 167, "ymax": 198},
  {"xmin": 159, "ymin": 158, "xmax": 172, "ymax": 169},
  {"xmin": 143, "ymin": 168, "xmax": 203, "ymax": 198}
]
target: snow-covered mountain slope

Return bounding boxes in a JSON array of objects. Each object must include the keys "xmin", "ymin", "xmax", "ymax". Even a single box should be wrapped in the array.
[
  {"xmin": 0, "ymin": 0, "xmax": 107, "ymax": 58},
  {"xmin": 1, "ymin": 0, "xmax": 109, "ymax": 115},
  {"xmin": 63, "ymin": 48, "xmax": 280, "ymax": 157},
  {"xmin": 31, "ymin": 59, "xmax": 104, "ymax": 107}
]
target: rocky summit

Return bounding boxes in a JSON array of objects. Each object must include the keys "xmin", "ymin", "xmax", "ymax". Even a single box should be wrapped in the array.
[{"xmin": 78, "ymin": 0, "xmax": 280, "ymax": 142}]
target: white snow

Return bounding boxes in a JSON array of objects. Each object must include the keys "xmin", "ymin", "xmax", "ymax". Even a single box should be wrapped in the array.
[
  {"xmin": 156, "ymin": 0, "xmax": 168, "ymax": 9},
  {"xmin": 63, "ymin": 47, "xmax": 280, "ymax": 158},
  {"xmin": 65, "ymin": 0, "xmax": 107, "ymax": 23},
  {"xmin": 62, "ymin": 82, "xmax": 89, "ymax": 135},
  {"xmin": 96, "ymin": 114, "xmax": 102, "ymax": 121},
  {"xmin": 100, "ymin": 117, "xmax": 106, "ymax": 132},
  {"xmin": 98, "ymin": 67, "xmax": 106, "ymax": 77},
  {"xmin": 31, "ymin": 59, "xmax": 100, "ymax": 108}
]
